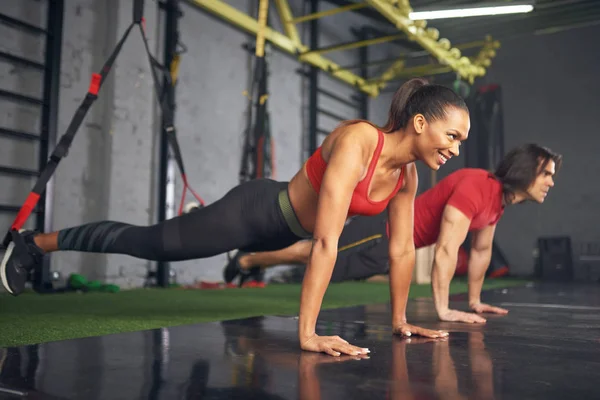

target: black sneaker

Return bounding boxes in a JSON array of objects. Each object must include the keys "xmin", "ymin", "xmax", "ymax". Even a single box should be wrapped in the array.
[
  {"xmin": 223, "ymin": 251, "xmax": 262, "ymax": 287},
  {"xmin": 1, "ymin": 231, "xmax": 45, "ymax": 296},
  {"xmin": 223, "ymin": 251, "xmax": 247, "ymax": 284}
]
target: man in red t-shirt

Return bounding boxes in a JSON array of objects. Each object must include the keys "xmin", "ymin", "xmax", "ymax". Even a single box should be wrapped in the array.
[
  {"xmin": 411, "ymin": 168, "xmax": 506, "ymax": 323},
  {"xmin": 221, "ymin": 144, "xmax": 561, "ymax": 324}
]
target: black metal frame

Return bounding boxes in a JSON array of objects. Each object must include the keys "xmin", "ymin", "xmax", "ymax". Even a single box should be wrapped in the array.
[
  {"xmin": 307, "ymin": 0, "xmax": 319, "ymax": 155},
  {"xmin": 0, "ymin": 0, "xmax": 63, "ymax": 292},
  {"xmin": 35, "ymin": 0, "xmax": 64, "ymax": 293},
  {"xmin": 0, "ymin": 88, "xmax": 44, "ymax": 106},
  {"xmin": 357, "ymin": 28, "xmax": 369, "ymax": 120},
  {"xmin": 156, "ymin": 0, "xmax": 182, "ymax": 287},
  {"xmin": 0, "ymin": 13, "xmax": 48, "ymax": 35},
  {"xmin": 306, "ymin": 10, "xmax": 369, "ymax": 156},
  {"xmin": 0, "ymin": 51, "xmax": 45, "ymax": 70},
  {"xmin": 0, "ymin": 127, "xmax": 41, "ymax": 141}
]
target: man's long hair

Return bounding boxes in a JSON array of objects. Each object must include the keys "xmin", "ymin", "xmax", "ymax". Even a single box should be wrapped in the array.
[{"xmin": 494, "ymin": 144, "xmax": 562, "ymax": 203}]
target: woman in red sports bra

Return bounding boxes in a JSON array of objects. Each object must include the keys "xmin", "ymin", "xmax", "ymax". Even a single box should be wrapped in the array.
[
  {"xmin": 4, "ymin": 78, "xmax": 470, "ymax": 358},
  {"xmin": 286, "ymin": 77, "xmax": 470, "ymax": 357}
]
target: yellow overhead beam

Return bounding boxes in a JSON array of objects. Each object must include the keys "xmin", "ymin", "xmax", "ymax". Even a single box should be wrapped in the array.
[
  {"xmin": 365, "ymin": 0, "xmax": 486, "ymax": 83},
  {"xmin": 290, "ymin": 3, "xmax": 368, "ymax": 24},
  {"xmin": 301, "ymin": 33, "xmax": 405, "ymax": 56},
  {"xmin": 192, "ymin": 0, "xmax": 296, "ymax": 52},
  {"xmin": 191, "ymin": 0, "xmax": 380, "ymax": 96},
  {"xmin": 273, "ymin": 0, "xmax": 302, "ymax": 48},
  {"xmin": 369, "ymin": 58, "xmax": 406, "ymax": 88},
  {"xmin": 454, "ymin": 40, "xmax": 488, "ymax": 51},
  {"xmin": 378, "ymin": 38, "xmax": 500, "ymax": 81},
  {"xmin": 472, "ymin": 35, "xmax": 501, "ymax": 69},
  {"xmin": 392, "ymin": 64, "xmax": 453, "ymax": 78},
  {"xmin": 370, "ymin": 36, "xmax": 500, "ymax": 84},
  {"xmin": 388, "ymin": 0, "xmax": 412, "ymax": 15},
  {"xmin": 190, "ymin": 0, "xmax": 498, "ymax": 96}
]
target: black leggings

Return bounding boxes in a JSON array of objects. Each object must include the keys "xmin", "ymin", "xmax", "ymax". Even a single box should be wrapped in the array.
[{"xmin": 56, "ymin": 179, "xmax": 306, "ymax": 261}]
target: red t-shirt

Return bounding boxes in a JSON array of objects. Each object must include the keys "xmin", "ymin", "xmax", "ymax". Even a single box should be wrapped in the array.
[{"xmin": 386, "ymin": 169, "xmax": 505, "ymax": 247}]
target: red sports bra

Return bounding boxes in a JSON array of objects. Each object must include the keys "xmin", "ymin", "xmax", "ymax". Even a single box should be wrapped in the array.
[{"xmin": 305, "ymin": 129, "xmax": 405, "ymax": 217}]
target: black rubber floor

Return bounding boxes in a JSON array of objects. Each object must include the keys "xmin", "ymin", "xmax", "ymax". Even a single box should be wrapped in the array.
[{"xmin": 1, "ymin": 282, "xmax": 599, "ymax": 399}]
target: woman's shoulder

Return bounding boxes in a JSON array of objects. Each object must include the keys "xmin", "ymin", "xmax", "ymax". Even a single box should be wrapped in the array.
[
  {"xmin": 339, "ymin": 120, "xmax": 380, "ymax": 135},
  {"xmin": 330, "ymin": 121, "xmax": 380, "ymax": 148},
  {"xmin": 318, "ymin": 121, "xmax": 379, "ymax": 163}
]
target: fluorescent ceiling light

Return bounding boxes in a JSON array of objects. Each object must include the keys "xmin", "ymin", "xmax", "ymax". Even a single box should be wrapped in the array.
[{"xmin": 409, "ymin": 4, "xmax": 534, "ymax": 20}]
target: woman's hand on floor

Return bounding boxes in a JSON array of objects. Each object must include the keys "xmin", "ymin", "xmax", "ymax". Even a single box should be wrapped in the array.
[
  {"xmin": 470, "ymin": 302, "xmax": 509, "ymax": 315},
  {"xmin": 438, "ymin": 309, "xmax": 487, "ymax": 324},
  {"xmin": 301, "ymin": 334, "xmax": 370, "ymax": 357},
  {"xmin": 393, "ymin": 323, "xmax": 448, "ymax": 339}
]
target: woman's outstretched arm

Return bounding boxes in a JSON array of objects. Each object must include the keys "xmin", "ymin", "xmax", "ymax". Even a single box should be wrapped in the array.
[{"xmin": 298, "ymin": 125, "xmax": 372, "ymax": 357}]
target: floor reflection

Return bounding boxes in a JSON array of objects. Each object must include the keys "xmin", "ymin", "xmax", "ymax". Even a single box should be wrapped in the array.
[{"xmin": 1, "ymin": 283, "xmax": 600, "ymax": 399}]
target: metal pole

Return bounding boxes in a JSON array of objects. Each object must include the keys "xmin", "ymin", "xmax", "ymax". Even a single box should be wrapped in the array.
[
  {"xmin": 358, "ymin": 28, "xmax": 369, "ymax": 120},
  {"xmin": 308, "ymin": 0, "xmax": 319, "ymax": 155},
  {"xmin": 35, "ymin": 0, "xmax": 64, "ymax": 293},
  {"xmin": 157, "ymin": 0, "xmax": 180, "ymax": 287}
]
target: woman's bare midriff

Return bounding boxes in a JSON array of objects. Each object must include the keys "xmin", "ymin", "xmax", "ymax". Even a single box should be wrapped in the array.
[{"xmin": 287, "ymin": 165, "xmax": 320, "ymax": 234}]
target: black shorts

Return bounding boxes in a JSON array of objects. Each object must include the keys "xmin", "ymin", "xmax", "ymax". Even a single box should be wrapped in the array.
[{"xmin": 330, "ymin": 211, "xmax": 390, "ymax": 282}]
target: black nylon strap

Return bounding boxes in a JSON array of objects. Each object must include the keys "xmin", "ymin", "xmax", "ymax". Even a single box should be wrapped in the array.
[
  {"xmin": 239, "ymin": 46, "xmax": 274, "ymax": 183},
  {"xmin": 40, "ymin": 22, "xmax": 136, "ymax": 186},
  {"xmin": 3, "ymin": 9, "xmax": 202, "ymax": 246},
  {"xmin": 2, "ymin": 23, "xmax": 138, "ymax": 248},
  {"xmin": 138, "ymin": 24, "xmax": 190, "ymax": 181}
]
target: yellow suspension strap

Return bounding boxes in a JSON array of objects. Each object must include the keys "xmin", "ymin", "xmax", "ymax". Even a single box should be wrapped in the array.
[
  {"xmin": 170, "ymin": 54, "xmax": 181, "ymax": 85},
  {"xmin": 169, "ymin": 37, "xmax": 187, "ymax": 86}
]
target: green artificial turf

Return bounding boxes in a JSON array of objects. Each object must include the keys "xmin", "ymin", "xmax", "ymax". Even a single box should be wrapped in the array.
[{"xmin": 0, "ymin": 278, "xmax": 528, "ymax": 347}]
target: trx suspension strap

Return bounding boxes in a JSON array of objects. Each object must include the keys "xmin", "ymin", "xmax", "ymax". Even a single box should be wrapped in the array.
[
  {"xmin": 139, "ymin": 4, "xmax": 205, "ymax": 215},
  {"xmin": 2, "ymin": 0, "xmax": 202, "ymax": 249},
  {"xmin": 239, "ymin": 0, "xmax": 275, "ymax": 183},
  {"xmin": 231, "ymin": 0, "xmax": 272, "ymax": 286}
]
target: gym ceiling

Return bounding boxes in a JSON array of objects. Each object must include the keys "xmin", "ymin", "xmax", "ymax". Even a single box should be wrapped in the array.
[{"xmin": 187, "ymin": 0, "xmax": 600, "ymax": 97}]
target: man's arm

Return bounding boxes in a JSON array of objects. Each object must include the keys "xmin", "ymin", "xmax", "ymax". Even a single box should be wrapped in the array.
[
  {"xmin": 467, "ymin": 225, "xmax": 495, "ymax": 307},
  {"xmin": 388, "ymin": 164, "xmax": 447, "ymax": 338},
  {"xmin": 431, "ymin": 205, "xmax": 486, "ymax": 324},
  {"xmin": 468, "ymin": 225, "xmax": 509, "ymax": 315}
]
